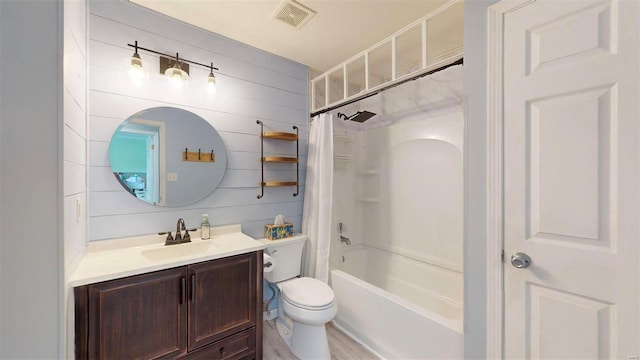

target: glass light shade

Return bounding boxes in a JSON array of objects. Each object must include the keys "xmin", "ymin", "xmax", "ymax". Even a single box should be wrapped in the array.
[
  {"xmin": 206, "ymin": 73, "xmax": 217, "ymax": 94},
  {"xmin": 165, "ymin": 65, "xmax": 189, "ymax": 89},
  {"xmin": 128, "ymin": 54, "xmax": 144, "ymax": 82}
]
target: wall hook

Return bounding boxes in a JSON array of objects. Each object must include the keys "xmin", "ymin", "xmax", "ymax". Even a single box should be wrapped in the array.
[{"xmin": 183, "ymin": 147, "xmax": 215, "ymax": 162}]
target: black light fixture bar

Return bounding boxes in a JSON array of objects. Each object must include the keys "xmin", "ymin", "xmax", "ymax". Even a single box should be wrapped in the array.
[{"xmin": 127, "ymin": 42, "xmax": 219, "ymax": 71}]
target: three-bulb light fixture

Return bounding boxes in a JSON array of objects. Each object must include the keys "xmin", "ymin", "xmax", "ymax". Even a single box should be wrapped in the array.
[{"xmin": 128, "ymin": 40, "xmax": 218, "ymax": 93}]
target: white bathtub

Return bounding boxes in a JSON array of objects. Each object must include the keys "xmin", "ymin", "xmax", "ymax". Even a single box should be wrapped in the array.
[{"xmin": 331, "ymin": 246, "xmax": 463, "ymax": 359}]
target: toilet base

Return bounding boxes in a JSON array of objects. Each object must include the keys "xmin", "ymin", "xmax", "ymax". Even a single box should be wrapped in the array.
[
  {"xmin": 276, "ymin": 316, "xmax": 331, "ymax": 360},
  {"xmin": 275, "ymin": 317, "xmax": 293, "ymax": 347}
]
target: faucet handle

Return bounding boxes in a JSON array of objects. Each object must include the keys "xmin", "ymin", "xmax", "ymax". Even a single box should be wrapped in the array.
[
  {"xmin": 159, "ymin": 231, "xmax": 175, "ymax": 245},
  {"xmin": 183, "ymin": 228, "xmax": 192, "ymax": 243}
]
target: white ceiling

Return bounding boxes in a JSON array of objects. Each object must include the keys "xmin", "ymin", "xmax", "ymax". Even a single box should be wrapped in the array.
[{"xmin": 130, "ymin": 0, "xmax": 457, "ymax": 73}]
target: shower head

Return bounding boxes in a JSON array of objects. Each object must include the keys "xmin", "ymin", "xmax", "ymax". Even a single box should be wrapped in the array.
[
  {"xmin": 350, "ymin": 111, "xmax": 376, "ymax": 123},
  {"xmin": 337, "ymin": 111, "xmax": 376, "ymax": 123}
]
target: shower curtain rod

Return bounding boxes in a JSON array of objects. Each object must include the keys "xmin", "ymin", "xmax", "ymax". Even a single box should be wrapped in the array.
[{"xmin": 310, "ymin": 57, "xmax": 463, "ymax": 118}]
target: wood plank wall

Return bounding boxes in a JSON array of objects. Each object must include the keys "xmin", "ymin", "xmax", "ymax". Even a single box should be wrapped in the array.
[
  {"xmin": 88, "ymin": 1, "xmax": 309, "ymax": 241},
  {"xmin": 64, "ymin": 0, "xmax": 88, "ymax": 272}
]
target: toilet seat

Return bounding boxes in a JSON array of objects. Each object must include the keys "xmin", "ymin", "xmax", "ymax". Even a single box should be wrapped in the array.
[
  {"xmin": 280, "ymin": 277, "xmax": 335, "ymax": 310},
  {"xmin": 283, "ymin": 296, "xmax": 335, "ymax": 311}
]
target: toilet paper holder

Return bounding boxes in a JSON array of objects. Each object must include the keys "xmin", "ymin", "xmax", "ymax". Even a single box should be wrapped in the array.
[{"xmin": 263, "ymin": 253, "xmax": 276, "ymax": 272}]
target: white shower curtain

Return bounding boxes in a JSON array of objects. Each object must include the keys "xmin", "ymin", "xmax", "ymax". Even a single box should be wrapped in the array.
[{"xmin": 301, "ymin": 113, "xmax": 333, "ymax": 283}]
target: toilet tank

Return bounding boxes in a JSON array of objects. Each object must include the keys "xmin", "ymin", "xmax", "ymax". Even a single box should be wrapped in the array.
[{"xmin": 263, "ymin": 234, "xmax": 307, "ymax": 283}]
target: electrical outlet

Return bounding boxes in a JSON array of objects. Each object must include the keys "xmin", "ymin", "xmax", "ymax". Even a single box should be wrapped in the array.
[
  {"xmin": 76, "ymin": 198, "xmax": 83, "ymax": 223},
  {"xmin": 167, "ymin": 173, "xmax": 178, "ymax": 182}
]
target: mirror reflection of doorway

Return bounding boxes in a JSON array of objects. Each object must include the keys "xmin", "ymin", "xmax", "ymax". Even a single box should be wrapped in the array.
[{"xmin": 110, "ymin": 119, "xmax": 165, "ymax": 205}]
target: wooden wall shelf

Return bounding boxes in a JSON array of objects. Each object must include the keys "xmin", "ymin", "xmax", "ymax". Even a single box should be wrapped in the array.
[
  {"xmin": 262, "ymin": 132, "xmax": 298, "ymax": 141},
  {"xmin": 256, "ymin": 120, "xmax": 299, "ymax": 199},
  {"xmin": 263, "ymin": 181, "xmax": 298, "ymax": 187},
  {"xmin": 262, "ymin": 156, "xmax": 298, "ymax": 163}
]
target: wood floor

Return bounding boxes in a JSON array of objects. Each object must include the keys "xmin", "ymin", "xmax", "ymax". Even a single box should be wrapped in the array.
[{"xmin": 263, "ymin": 320, "xmax": 379, "ymax": 360}]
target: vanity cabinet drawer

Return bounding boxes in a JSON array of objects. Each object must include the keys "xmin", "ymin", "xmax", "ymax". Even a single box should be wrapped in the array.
[{"xmin": 181, "ymin": 327, "xmax": 256, "ymax": 360}]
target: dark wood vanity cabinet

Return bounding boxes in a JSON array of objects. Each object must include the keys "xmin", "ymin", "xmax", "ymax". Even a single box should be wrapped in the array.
[
  {"xmin": 76, "ymin": 267, "xmax": 188, "ymax": 360},
  {"xmin": 188, "ymin": 254, "xmax": 257, "ymax": 350},
  {"xmin": 75, "ymin": 251, "xmax": 263, "ymax": 360}
]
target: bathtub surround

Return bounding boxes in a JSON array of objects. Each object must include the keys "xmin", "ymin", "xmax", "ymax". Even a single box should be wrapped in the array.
[
  {"xmin": 332, "ymin": 112, "xmax": 465, "ymax": 359},
  {"xmin": 329, "ymin": 66, "xmax": 464, "ymax": 358},
  {"xmin": 88, "ymin": 0, "xmax": 308, "ymax": 241},
  {"xmin": 301, "ymin": 114, "xmax": 334, "ymax": 282}
]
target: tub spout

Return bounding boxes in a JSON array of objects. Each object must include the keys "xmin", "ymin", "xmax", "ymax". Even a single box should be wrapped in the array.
[{"xmin": 340, "ymin": 235, "xmax": 351, "ymax": 245}]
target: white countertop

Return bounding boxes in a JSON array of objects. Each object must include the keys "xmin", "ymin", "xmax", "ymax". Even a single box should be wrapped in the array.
[{"xmin": 68, "ymin": 224, "xmax": 266, "ymax": 287}]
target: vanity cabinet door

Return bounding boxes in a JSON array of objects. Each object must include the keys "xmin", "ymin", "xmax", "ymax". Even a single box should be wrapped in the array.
[
  {"xmin": 82, "ymin": 267, "xmax": 188, "ymax": 360},
  {"xmin": 187, "ymin": 252, "xmax": 257, "ymax": 351}
]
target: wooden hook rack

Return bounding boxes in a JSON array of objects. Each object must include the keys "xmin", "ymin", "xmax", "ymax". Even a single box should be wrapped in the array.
[{"xmin": 183, "ymin": 148, "xmax": 215, "ymax": 162}]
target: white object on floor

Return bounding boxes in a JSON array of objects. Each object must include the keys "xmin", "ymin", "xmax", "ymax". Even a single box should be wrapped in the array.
[{"xmin": 262, "ymin": 235, "xmax": 337, "ymax": 360}]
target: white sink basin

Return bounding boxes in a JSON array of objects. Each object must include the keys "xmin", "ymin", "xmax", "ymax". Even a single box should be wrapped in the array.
[{"xmin": 141, "ymin": 241, "xmax": 215, "ymax": 262}]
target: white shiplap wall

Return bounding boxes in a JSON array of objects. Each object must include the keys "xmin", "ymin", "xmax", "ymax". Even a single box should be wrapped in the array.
[
  {"xmin": 64, "ymin": 0, "xmax": 88, "ymax": 276},
  {"xmin": 89, "ymin": 1, "xmax": 309, "ymax": 241},
  {"xmin": 64, "ymin": 0, "xmax": 89, "ymax": 357}
]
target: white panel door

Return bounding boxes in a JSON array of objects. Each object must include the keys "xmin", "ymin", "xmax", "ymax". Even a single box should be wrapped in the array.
[{"xmin": 503, "ymin": 0, "xmax": 639, "ymax": 358}]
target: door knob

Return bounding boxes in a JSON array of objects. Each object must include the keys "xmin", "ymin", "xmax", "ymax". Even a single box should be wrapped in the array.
[{"xmin": 510, "ymin": 252, "xmax": 531, "ymax": 268}]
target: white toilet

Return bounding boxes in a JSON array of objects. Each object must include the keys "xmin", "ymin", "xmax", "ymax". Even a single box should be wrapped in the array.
[{"xmin": 263, "ymin": 234, "xmax": 337, "ymax": 360}]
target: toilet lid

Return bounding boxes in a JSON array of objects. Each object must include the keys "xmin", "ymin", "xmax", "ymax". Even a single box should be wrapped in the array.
[{"xmin": 281, "ymin": 277, "xmax": 335, "ymax": 309}]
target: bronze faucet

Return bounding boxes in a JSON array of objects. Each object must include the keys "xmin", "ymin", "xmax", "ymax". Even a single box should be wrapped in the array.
[{"xmin": 159, "ymin": 218, "xmax": 194, "ymax": 245}]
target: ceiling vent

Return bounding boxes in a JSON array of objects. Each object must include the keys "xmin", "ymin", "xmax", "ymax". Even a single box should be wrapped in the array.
[{"xmin": 273, "ymin": 0, "xmax": 316, "ymax": 29}]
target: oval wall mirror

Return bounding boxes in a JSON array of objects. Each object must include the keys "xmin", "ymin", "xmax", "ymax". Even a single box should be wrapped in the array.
[{"xmin": 109, "ymin": 107, "xmax": 227, "ymax": 207}]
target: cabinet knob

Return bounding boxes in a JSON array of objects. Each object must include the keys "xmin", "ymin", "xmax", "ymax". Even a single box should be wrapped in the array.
[{"xmin": 219, "ymin": 347, "xmax": 226, "ymax": 357}]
